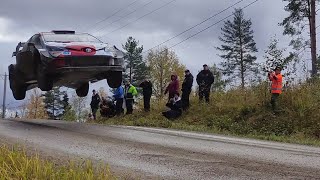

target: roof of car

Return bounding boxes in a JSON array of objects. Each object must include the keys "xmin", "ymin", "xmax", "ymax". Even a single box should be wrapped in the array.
[{"xmin": 40, "ymin": 30, "xmax": 86, "ymax": 35}]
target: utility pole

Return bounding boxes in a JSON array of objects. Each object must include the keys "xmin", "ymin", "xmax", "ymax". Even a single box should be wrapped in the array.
[
  {"xmin": 2, "ymin": 72, "xmax": 7, "ymax": 119},
  {"xmin": 310, "ymin": 0, "xmax": 317, "ymax": 76}
]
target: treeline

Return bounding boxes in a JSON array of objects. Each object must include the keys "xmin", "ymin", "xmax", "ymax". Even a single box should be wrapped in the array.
[{"xmin": 17, "ymin": 87, "xmax": 108, "ymax": 120}]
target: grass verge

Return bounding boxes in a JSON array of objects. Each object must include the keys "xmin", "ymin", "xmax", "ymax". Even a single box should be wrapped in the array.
[
  {"xmin": 95, "ymin": 80, "xmax": 320, "ymax": 147},
  {"xmin": 0, "ymin": 144, "xmax": 114, "ymax": 180}
]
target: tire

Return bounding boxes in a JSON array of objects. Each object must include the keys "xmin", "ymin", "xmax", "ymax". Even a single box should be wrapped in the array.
[
  {"xmin": 8, "ymin": 65, "xmax": 27, "ymax": 100},
  {"xmin": 76, "ymin": 82, "xmax": 89, "ymax": 97},
  {"xmin": 12, "ymin": 87, "xmax": 27, "ymax": 100},
  {"xmin": 107, "ymin": 71, "xmax": 122, "ymax": 88},
  {"xmin": 37, "ymin": 62, "xmax": 53, "ymax": 91}
]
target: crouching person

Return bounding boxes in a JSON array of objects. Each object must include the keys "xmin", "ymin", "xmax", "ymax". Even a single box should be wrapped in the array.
[
  {"xmin": 100, "ymin": 97, "xmax": 116, "ymax": 118},
  {"xmin": 162, "ymin": 93, "xmax": 182, "ymax": 120}
]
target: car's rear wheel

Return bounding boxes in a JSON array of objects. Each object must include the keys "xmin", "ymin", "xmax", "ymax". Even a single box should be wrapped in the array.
[
  {"xmin": 9, "ymin": 64, "xmax": 27, "ymax": 100},
  {"xmin": 37, "ymin": 63, "xmax": 53, "ymax": 91},
  {"xmin": 107, "ymin": 71, "xmax": 122, "ymax": 88},
  {"xmin": 76, "ymin": 82, "xmax": 89, "ymax": 97}
]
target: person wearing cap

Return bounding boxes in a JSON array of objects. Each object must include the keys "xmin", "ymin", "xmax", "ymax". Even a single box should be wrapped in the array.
[
  {"xmin": 196, "ymin": 64, "xmax": 214, "ymax": 103},
  {"xmin": 124, "ymin": 80, "xmax": 138, "ymax": 114},
  {"xmin": 90, "ymin": 89, "xmax": 101, "ymax": 120},
  {"xmin": 139, "ymin": 79, "xmax": 153, "ymax": 112},
  {"xmin": 268, "ymin": 66, "xmax": 283, "ymax": 113},
  {"xmin": 181, "ymin": 69, "xmax": 194, "ymax": 110}
]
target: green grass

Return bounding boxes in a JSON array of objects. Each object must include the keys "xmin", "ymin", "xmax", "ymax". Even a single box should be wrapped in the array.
[
  {"xmin": 95, "ymin": 80, "xmax": 320, "ymax": 147},
  {"xmin": 0, "ymin": 144, "xmax": 114, "ymax": 180}
]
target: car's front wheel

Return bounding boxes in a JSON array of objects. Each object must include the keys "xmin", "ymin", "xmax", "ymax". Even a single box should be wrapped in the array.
[
  {"xmin": 37, "ymin": 63, "xmax": 53, "ymax": 91},
  {"xmin": 8, "ymin": 65, "xmax": 27, "ymax": 100},
  {"xmin": 76, "ymin": 82, "xmax": 89, "ymax": 97},
  {"xmin": 107, "ymin": 71, "xmax": 122, "ymax": 88}
]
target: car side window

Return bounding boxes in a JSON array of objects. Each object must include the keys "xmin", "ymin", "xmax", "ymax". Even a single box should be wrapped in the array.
[{"xmin": 31, "ymin": 34, "xmax": 41, "ymax": 45}]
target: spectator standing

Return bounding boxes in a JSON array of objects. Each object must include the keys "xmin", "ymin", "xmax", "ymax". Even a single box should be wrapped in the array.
[
  {"xmin": 139, "ymin": 79, "xmax": 153, "ymax": 112},
  {"xmin": 90, "ymin": 89, "xmax": 101, "ymax": 120},
  {"xmin": 181, "ymin": 69, "xmax": 193, "ymax": 110},
  {"xmin": 196, "ymin": 64, "xmax": 214, "ymax": 103}
]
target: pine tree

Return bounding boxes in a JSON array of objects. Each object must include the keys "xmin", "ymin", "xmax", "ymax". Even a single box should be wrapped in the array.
[
  {"xmin": 263, "ymin": 36, "xmax": 296, "ymax": 79},
  {"xmin": 280, "ymin": 0, "xmax": 318, "ymax": 76},
  {"xmin": 217, "ymin": 8, "xmax": 258, "ymax": 89},
  {"xmin": 209, "ymin": 64, "xmax": 228, "ymax": 92},
  {"xmin": 122, "ymin": 37, "xmax": 148, "ymax": 86},
  {"xmin": 43, "ymin": 87, "xmax": 65, "ymax": 119},
  {"xmin": 61, "ymin": 91, "xmax": 69, "ymax": 115}
]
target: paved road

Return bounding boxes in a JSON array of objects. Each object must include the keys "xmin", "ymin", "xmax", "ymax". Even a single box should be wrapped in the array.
[{"xmin": 0, "ymin": 119, "xmax": 319, "ymax": 179}]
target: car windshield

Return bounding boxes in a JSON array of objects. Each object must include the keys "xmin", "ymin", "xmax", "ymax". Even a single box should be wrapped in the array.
[{"xmin": 42, "ymin": 33, "xmax": 102, "ymax": 43}]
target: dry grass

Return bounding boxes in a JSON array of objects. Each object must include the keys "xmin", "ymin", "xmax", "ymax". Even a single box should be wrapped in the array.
[{"xmin": 0, "ymin": 144, "xmax": 115, "ymax": 180}]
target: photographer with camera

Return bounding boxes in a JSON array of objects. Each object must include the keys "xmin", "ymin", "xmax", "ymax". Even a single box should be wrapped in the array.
[{"xmin": 268, "ymin": 66, "xmax": 283, "ymax": 113}]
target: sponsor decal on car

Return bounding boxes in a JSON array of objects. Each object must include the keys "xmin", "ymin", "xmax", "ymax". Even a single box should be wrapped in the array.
[{"xmin": 63, "ymin": 51, "xmax": 71, "ymax": 55}]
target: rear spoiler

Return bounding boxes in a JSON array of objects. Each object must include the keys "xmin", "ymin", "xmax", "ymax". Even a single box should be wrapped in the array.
[{"xmin": 52, "ymin": 30, "xmax": 75, "ymax": 34}]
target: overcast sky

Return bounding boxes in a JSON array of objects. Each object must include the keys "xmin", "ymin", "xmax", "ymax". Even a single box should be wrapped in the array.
[{"xmin": 0, "ymin": 0, "xmax": 308, "ymax": 110}]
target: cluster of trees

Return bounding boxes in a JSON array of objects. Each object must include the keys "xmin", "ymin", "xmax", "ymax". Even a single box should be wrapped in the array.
[
  {"xmin": 20, "ymin": 87, "xmax": 90, "ymax": 120},
  {"xmin": 122, "ymin": 37, "xmax": 185, "ymax": 98}
]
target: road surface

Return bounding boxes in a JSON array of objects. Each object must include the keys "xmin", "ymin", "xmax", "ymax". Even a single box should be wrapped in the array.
[{"xmin": 0, "ymin": 119, "xmax": 319, "ymax": 179}]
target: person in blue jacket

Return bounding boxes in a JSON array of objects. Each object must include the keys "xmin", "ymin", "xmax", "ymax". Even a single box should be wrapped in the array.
[{"xmin": 113, "ymin": 85, "xmax": 124, "ymax": 116}]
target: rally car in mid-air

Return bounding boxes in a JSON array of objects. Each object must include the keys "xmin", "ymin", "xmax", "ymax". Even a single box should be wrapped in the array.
[{"xmin": 9, "ymin": 30, "xmax": 124, "ymax": 100}]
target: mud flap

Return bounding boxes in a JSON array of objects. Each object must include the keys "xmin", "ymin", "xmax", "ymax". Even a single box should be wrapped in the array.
[{"xmin": 17, "ymin": 51, "xmax": 34, "ymax": 75}]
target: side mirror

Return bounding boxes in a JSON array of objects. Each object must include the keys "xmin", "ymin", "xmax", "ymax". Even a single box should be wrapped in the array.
[{"xmin": 12, "ymin": 52, "xmax": 17, "ymax": 57}]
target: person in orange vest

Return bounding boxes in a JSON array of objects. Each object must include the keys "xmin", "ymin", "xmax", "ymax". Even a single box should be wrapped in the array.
[{"xmin": 268, "ymin": 66, "xmax": 283, "ymax": 112}]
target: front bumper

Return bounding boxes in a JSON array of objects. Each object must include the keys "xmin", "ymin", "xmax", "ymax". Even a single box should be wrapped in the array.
[
  {"xmin": 40, "ymin": 53, "xmax": 124, "ymax": 72},
  {"xmin": 56, "ymin": 66, "xmax": 123, "ymax": 72}
]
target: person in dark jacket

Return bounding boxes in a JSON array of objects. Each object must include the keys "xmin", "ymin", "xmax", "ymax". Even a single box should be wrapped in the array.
[
  {"xmin": 164, "ymin": 74, "xmax": 179, "ymax": 101},
  {"xmin": 162, "ymin": 93, "xmax": 182, "ymax": 120},
  {"xmin": 90, "ymin": 89, "xmax": 101, "ymax": 120},
  {"xmin": 196, "ymin": 64, "xmax": 214, "ymax": 103},
  {"xmin": 113, "ymin": 86, "xmax": 124, "ymax": 116},
  {"xmin": 139, "ymin": 79, "xmax": 153, "ymax": 112},
  {"xmin": 181, "ymin": 69, "xmax": 193, "ymax": 110}
]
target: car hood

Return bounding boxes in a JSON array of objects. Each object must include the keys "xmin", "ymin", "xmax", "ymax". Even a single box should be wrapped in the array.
[
  {"xmin": 44, "ymin": 41, "xmax": 109, "ymax": 50},
  {"xmin": 44, "ymin": 41, "xmax": 124, "ymax": 58}
]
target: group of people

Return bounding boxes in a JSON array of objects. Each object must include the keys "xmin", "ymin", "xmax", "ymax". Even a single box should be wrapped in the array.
[
  {"xmin": 90, "ymin": 80, "xmax": 152, "ymax": 120},
  {"xmin": 90, "ymin": 64, "xmax": 283, "ymax": 120},
  {"xmin": 112, "ymin": 80, "xmax": 139, "ymax": 116},
  {"xmin": 162, "ymin": 64, "xmax": 215, "ymax": 119}
]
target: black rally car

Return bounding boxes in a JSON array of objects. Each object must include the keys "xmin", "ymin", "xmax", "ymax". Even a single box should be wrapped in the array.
[{"xmin": 9, "ymin": 30, "xmax": 124, "ymax": 100}]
